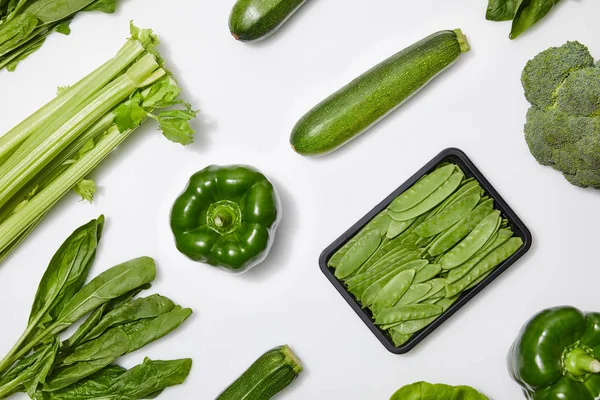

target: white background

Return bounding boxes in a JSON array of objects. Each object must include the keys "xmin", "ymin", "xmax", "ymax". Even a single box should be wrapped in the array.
[{"xmin": 1, "ymin": 0, "xmax": 599, "ymax": 399}]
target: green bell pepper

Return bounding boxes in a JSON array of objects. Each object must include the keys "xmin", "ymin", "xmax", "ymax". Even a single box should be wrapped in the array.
[
  {"xmin": 390, "ymin": 382, "xmax": 488, "ymax": 399},
  {"xmin": 508, "ymin": 306, "xmax": 600, "ymax": 400},
  {"xmin": 170, "ymin": 165, "xmax": 280, "ymax": 273}
]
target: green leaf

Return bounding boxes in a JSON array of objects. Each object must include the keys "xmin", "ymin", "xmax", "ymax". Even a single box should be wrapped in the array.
[
  {"xmin": 130, "ymin": 22, "xmax": 159, "ymax": 52},
  {"xmin": 73, "ymin": 179, "xmax": 95, "ymax": 202},
  {"xmin": 154, "ymin": 108, "xmax": 197, "ymax": 146},
  {"xmin": 62, "ymin": 284, "xmax": 151, "ymax": 350},
  {"xmin": 142, "ymin": 76, "xmax": 182, "ymax": 109},
  {"xmin": 44, "ymin": 306, "xmax": 191, "ymax": 391},
  {"xmin": 23, "ymin": 0, "xmax": 97, "ymax": 23},
  {"xmin": 35, "ymin": 358, "xmax": 191, "ymax": 400},
  {"xmin": 0, "ymin": 13, "xmax": 39, "ymax": 56},
  {"xmin": 53, "ymin": 20, "xmax": 71, "ymax": 35},
  {"xmin": 5, "ymin": 35, "xmax": 45, "ymax": 71},
  {"xmin": 486, "ymin": 0, "xmax": 520, "ymax": 21},
  {"xmin": 82, "ymin": 0, "xmax": 115, "ymax": 13},
  {"xmin": 510, "ymin": 0, "xmax": 561, "ymax": 39},
  {"xmin": 113, "ymin": 94, "xmax": 147, "ymax": 133}
]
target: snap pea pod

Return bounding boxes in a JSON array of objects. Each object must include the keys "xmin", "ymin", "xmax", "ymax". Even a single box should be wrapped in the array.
[
  {"xmin": 386, "ymin": 217, "xmax": 415, "ymax": 239},
  {"xmin": 397, "ymin": 282, "xmax": 432, "ymax": 306},
  {"xmin": 371, "ymin": 269, "xmax": 415, "ymax": 315},
  {"xmin": 414, "ymin": 191, "xmax": 481, "ymax": 238},
  {"xmin": 428, "ymin": 199, "xmax": 494, "ymax": 257},
  {"xmin": 418, "ymin": 278, "xmax": 446, "ymax": 301},
  {"xmin": 447, "ymin": 228, "xmax": 513, "ymax": 284},
  {"xmin": 463, "ymin": 270, "xmax": 492, "ymax": 291},
  {"xmin": 426, "ymin": 179, "xmax": 477, "ymax": 219},
  {"xmin": 401, "ymin": 232, "xmax": 422, "ymax": 250},
  {"xmin": 361, "ymin": 260, "xmax": 429, "ymax": 307},
  {"xmin": 345, "ymin": 249, "xmax": 420, "ymax": 289},
  {"xmin": 393, "ymin": 297, "xmax": 456, "ymax": 334},
  {"xmin": 388, "ymin": 165, "xmax": 455, "ymax": 212},
  {"xmin": 415, "ymin": 235, "xmax": 436, "ymax": 248},
  {"xmin": 439, "ymin": 210, "xmax": 501, "ymax": 270},
  {"xmin": 388, "ymin": 170, "xmax": 464, "ymax": 220},
  {"xmin": 376, "ymin": 304, "xmax": 443, "ymax": 326},
  {"xmin": 349, "ymin": 238, "xmax": 391, "ymax": 277},
  {"xmin": 413, "ymin": 264, "xmax": 442, "ymax": 284},
  {"xmin": 360, "ymin": 247, "xmax": 412, "ymax": 275},
  {"xmin": 335, "ymin": 230, "xmax": 382, "ymax": 279},
  {"xmin": 390, "ymin": 330, "xmax": 412, "ymax": 347},
  {"xmin": 328, "ymin": 213, "xmax": 390, "ymax": 268},
  {"xmin": 445, "ymin": 237, "xmax": 523, "ymax": 297}
]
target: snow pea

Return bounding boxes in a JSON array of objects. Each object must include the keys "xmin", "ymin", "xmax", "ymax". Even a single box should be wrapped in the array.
[
  {"xmin": 386, "ymin": 217, "xmax": 415, "ymax": 239},
  {"xmin": 371, "ymin": 269, "xmax": 415, "ymax": 315},
  {"xmin": 447, "ymin": 228, "xmax": 513, "ymax": 284},
  {"xmin": 388, "ymin": 165, "xmax": 455, "ymax": 212},
  {"xmin": 445, "ymin": 237, "xmax": 523, "ymax": 297},
  {"xmin": 390, "ymin": 329, "xmax": 411, "ymax": 347},
  {"xmin": 426, "ymin": 180, "xmax": 479, "ymax": 220},
  {"xmin": 428, "ymin": 199, "xmax": 494, "ymax": 257},
  {"xmin": 439, "ymin": 210, "xmax": 501, "ymax": 270},
  {"xmin": 375, "ymin": 304, "xmax": 443, "ymax": 326},
  {"xmin": 419, "ymin": 278, "xmax": 446, "ymax": 301},
  {"xmin": 335, "ymin": 230, "xmax": 382, "ymax": 279},
  {"xmin": 345, "ymin": 249, "xmax": 418, "ymax": 289},
  {"xmin": 413, "ymin": 264, "xmax": 442, "ymax": 284},
  {"xmin": 349, "ymin": 238, "xmax": 390, "ymax": 277},
  {"xmin": 362, "ymin": 260, "xmax": 428, "ymax": 307},
  {"xmin": 397, "ymin": 283, "xmax": 432, "ymax": 306},
  {"xmin": 388, "ymin": 170, "xmax": 464, "ymax": 220},
  {"xmin": 390, "ymin": 381, "xmax": 489, "ymax": 400},
  {"xmin": 328, "ymin": 213, "xmax": 390, "ymax": 268},
  {"xmin": 414, "ymin": 192, "xmax": 480, "ymax": 238}
]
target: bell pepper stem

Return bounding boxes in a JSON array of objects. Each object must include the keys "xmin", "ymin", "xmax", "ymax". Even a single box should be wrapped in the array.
[{"xmin": 565, "ymin": 347, "xmax": 600, "ymax": 376}]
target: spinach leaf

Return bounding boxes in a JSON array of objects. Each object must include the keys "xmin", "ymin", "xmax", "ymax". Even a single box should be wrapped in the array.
[
  {"xmin": 29, "ymin": 216, "xmax": 103, "ymax": 333},
  {"xmin": 0, "ymin": 338, "xmax": 59, "ymax": 398},
  {"xmin": 44, "ymin": 306, "xmax": 191, "ymax": 391},
  {"xmin": 63, "ymin": 284, "xmax": 150, "ymax": 350},
  {"xmin": 510, "ymin": 0, "xmax": 561, "ymax": 39},
  {"xmin": 23, "ymin": 0, "xmax": 97, "ymax": 23},
  {"xmin": 0, "ymin": 13, "xmax": 39, "ymax": 55},
  {"xmin": 4, "ymin": 34, "xmax": 45, "ymax": 71},
  {"xmin": 82, "ymin": 0, "xmax": 115, "ymax": 13},
  {"xmin": 486, "ymin": 0, "xmax": 520, "ymax": 21},
  {"xmin": 49, "ymin": 256, "xmax": 157, "ymax": 336},
  {"xmin": 0, "ymin": 217, "xmax": 102, "ymax": 379},
  {"xmin": 35, "ymin": 358, "xmax": 192, "ymax": 400}
]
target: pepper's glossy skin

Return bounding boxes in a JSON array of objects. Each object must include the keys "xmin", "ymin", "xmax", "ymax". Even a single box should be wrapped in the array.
[
  {"xmin": 170, "ymin": 165, "xmax": 280, "ymax": 273},
  {"xmin": 508, "ymin": 306, "xmax": 600, "ymax": 399}
]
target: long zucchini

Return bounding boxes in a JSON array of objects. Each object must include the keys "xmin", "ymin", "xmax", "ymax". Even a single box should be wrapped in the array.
[
  {"xmin": 229, "ymin": 0, "xmax": 306, "ymax": 42},
  {"xmin": 290, "ymin": 29, "xmax": 471, "ymax": 156},
  {"xmin": 216, "ymin": 345, "xmax": 302, "ymax": 400}
]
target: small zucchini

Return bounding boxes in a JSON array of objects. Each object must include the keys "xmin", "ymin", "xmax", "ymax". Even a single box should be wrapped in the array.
[
  {"xmin": 290, "ymin": 29, "xmax": 471, "ymax": 156},
  {"xmin": 229, "ymin": 0, "xmax": 307, "ymax": 42},
  {"xmin": 217, "ymin": 345, "xmax": 302, "ymax": 400}
]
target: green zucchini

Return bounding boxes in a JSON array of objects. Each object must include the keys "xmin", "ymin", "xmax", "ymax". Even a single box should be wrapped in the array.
[
  {"xmin": 217, "ymin": 345, "xmax": 302, "ymax": 400},
  {"xmin": 229, "ymin": 0, "xmax": 306, "ymax": 42},
  {"xmin": 290, "ymin": 29, "xmax": 471, "ymax": 156}
]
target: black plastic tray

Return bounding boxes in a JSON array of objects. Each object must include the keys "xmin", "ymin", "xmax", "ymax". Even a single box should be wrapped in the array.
[{"xmin": 319, "ymin": 148, "xmax": 532, "ymax": 354}]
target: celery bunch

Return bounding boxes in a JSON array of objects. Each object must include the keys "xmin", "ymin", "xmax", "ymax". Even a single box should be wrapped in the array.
[{"xmin": 0, "ymin": 24, "xmax": 196, "ymax": 262}]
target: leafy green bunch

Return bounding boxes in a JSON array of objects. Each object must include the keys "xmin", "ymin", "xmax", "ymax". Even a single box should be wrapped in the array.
[
  {"xmin": 0, "ymin": 24, "xmax": 197, "ymax": 263},
  {"xmin": 522, "ymin": 41, "xmax": 600, "ymax": 189},
  {"xmin": 486, "ymin": 0, "xmax": 561, "ymax": 39},
  {"xmin": 0, "ymin": 0, "xmax": 118, "ymax": 71},
  {"xmin": 0, "ymin": 216, "xmax": 193, "ymax": 399}
]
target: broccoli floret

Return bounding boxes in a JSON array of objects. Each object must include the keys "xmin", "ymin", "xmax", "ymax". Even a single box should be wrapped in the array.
[
  {"xmin": 522, "ymin": 41, "xmax": 594, "ymax": 109},
  {"xmin": 557, "ymin": 67, "xmax": 600, "ymax": 116},
  {"xmin": 522, "ymin": 41, "xmax": 600, "ymax": 189}
]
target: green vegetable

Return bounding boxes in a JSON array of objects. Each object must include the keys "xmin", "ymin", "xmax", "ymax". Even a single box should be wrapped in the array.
[
  {"xmin": 0, "ymin": 24, "xmax": 197, "ymax": 263},
  {"xmin": 521, "ymin": 41, "xmax": 600, "ymax": 189},
  {"xmin": 34, "ymin": 358, "xmax": 192, "ymax": 400},
  {"xmin": 170, "ymin": 165, "xmax": 280, "ymax": 273},
  {"xmin": 0, "ymin": 217, "xmax": 192, "ymax": 398},
  {"xmin": 289, "ymin": 30, "xmax": 470, "ymax": 156},
  {"xmin": 217, "ymin": 345, "xmax": 302, "ymax": 400},
  {"xmin": 485, "ymin": 0, "xmax": 561, "ymax": 39},
  {"xmin": 229, "ymin": 0, "xmax": 306, "ymax": 42},
  {"xmin": 328, "ymin": 163, "xmax": 523, "ymax": 347},
  {"xmin": 508, "ymin": 306, "xmax": 600, "ymax": 399},
  {"xmin": 390, "ymin": 381, "xmax": 488, "ymax": 399},
  {"xmin": 0, "ymin": 0, "xmax": 119, "ymax": 72}
]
